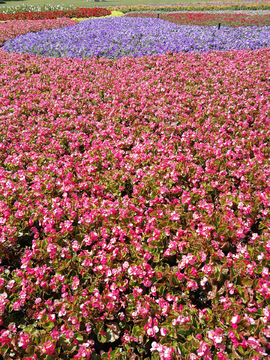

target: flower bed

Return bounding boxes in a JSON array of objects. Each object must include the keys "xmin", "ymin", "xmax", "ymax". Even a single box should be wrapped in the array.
[
  {"xmin": 0, "ymin": 10, "xmax": 270, "ymax": 360},
  {"xmin": 0, "ymin": 19, "xmax": 78, "ymax": 47},
  {"xmin": 0, "ymin": 7, "xmax": 111, "ymax": 21},
  {"xmin": 3, "ymin": 17, "xmax": 270, "ymax": 58},
  {"xmin": 125, "ymin": 12, "xmax": 270, "ymax": 27},
  {"xmin": 110, "ymin": 1, "xmax": 270, "ymax": 14}
]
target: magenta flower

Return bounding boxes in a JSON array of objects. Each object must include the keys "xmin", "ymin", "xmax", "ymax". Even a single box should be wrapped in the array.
[
  {"xmin": 40, "ymin": 340, "xmax": 56, "ymax": 355},
  {"xmin": 231, "ymin": 314, "xmax": 240, "ymax": 329}
]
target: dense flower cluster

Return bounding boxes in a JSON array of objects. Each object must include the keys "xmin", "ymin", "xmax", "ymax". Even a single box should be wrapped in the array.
[
  {"xmin": 126, "ymin": 11, "xmax": 270, "ymax": 27},
  {"xmin": 0, "ymin": 4, "xmax": 76, "ymax": 15},
  {"xmin": 3, "ymin": 17, "xmax": 270, "ymax": 59},
  {"xmin": 0, "ymin": 7, "xmax": 111, "ymax": 21},
  {"xmin": 0, "ymin": 11, "xmax": 269, "ymax": 360},
  {"xmin": 0, "ymin": 18, "xmax": 78, "ymax": 47},
  {"xmin": 110, "ymin": 0, "xmax": 270, "ymax": 13}
]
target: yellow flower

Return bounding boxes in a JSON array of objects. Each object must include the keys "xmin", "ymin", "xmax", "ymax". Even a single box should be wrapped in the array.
[{"xmin": 71, "ymin": 10, "xmax": 124, "ymax": 22}]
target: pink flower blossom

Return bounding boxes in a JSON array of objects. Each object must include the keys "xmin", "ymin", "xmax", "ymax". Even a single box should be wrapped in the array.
[
  {"xmin": 40, "ymin": 340, "xmax": 56, "ymax": 355},
  {"xmin": 18, "ymin": 333, "xmax": 30, "ymax": 349},
  {"xmin": 231, "ymin": 314, "xmax": 240, "ymax": 329}
]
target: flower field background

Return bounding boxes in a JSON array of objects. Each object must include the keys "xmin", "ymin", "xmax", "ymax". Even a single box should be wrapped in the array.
[
  {"xmin": 126, "ymin": 11, "xmax": 270, "ymax": 27},
  {"xmin": 0, "ymin": 4, "xmax": 270, "ymax": 360},
  {"xmin": 0, "ymin": 8, "xmax": 111, "ymax": 21}
]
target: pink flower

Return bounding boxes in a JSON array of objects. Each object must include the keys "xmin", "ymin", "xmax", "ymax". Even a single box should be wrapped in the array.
[
  {"xmin": 51, "ymin": 330, "xmax": 60, "ymax": 341},
  {"xmin": 41, "ymin": 340, "xmax": 55, "ymax": 355},
  {"xmin": 74, "ymin": 344, "xmax": 92, "ymax": 359},
  {"xmin": 12, "ymin": 301, "xmax": 21, "ymax": 311},
  {"xmin": 66, "ymin": 329, "xmax": 74, "ymax": 339},
  {"xmin": 18, "ymin": 333, "xmax": 30, "ymax": 349},
  {"xmin": 170, "ymin": 212, "xmax": 180, "ymax": 221},
  {"xmin": 70, "ymin": 316, "xmax": 78, "ymax": 325},
  {"xmin": 231, "ymin": 314, "xmax": 240, "ymax": 329},
  {"xmin": 262, "ymin": 326, "xmax": 270, "ymax": 338},
  {"xmin": 187, "ymin": 280, "xmax": 198, "ymax": 291},
  {"xmin": 197, "ymin": 341, "xmax": 211, "ymax": 357},
  {"xmin": 71, "ymin": 276, "xmax": 80, "ymax": 290},
  {"xmin": 247, "ymin": 336, "xmax": 259, "ymax": 349},
  {"xmin": 208, "ymin": 329, "xmax": 224, "ymax": 345},
  {"xmin": 58, "ymin": 306, "xmax": 66, "ymax": 317},
  {"xmin": 72, "ymin": 240, "xmax": 80, "ymax": 251},
  {"xmin": 261, "ymin": 267, "xmax": 269, "ymax": 278},
  {"xmin": 160, "ymin": 327, "xmax": 167, "ymax": 336}
]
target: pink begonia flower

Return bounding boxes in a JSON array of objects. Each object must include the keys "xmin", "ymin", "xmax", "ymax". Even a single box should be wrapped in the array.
[
  {"xmin": 41, "ymin": 340, "xmax": 55, "ymax": 355},
  {"xmin": 58, "ymin": 306, "xmax": 66, "ymax": 317},
  {"xmin": 228, "ymin": 283, "xmax": 235, "ymax": 295},
  {"xmin": 247, "ymin": 336, "xmax": 267, "ymax": 356},
  {"xmin": 151, "ymin": 286, "xmax": 157, "ymax": 296},
  {"xmin": 150, "ymin": 341, "xmax": 175, "ymax": 360},
  {"xmin": 160, "ymin": 327, "xmax": 167, "ymax": 336},
  {"xmin": 8, "ymin": 323, "xmax": 16, "ymax": 333},
  {"xmin": 18, "ymin": 334, "xmax": 30, "ymax": 349},
  {"xmin": 262, "ymin": 326, "xmax": 270, "ymax": 338},
  {"xmin": 247, "ymin": 336, "xmax": 260, "ymax": 349},
  {"xmin": 208, "ymin": 329, "xmax": 223, "ymax": 344},
  {"xmin": 66, "ymin": 329, "xmax": 74, "ymax": 339},
  {"xmin": 166, "ymin": 294, "xmax": 175, "ymax": 302},
  {"xmin": 74, "ymin": 344, "xmax": 92, "ymax": 359},
  {"xmin": 261, "ymin": 267, "xmax": 269, "ymax": 278},
  {"xmin": 200, "ymin": 276, "xmax": 208, "ymax": 287},
  {"xmin": 51, "ymin": 330, "xmax": 60, "ymax": 341},
  {"xmin": 197, "ymin": 341, "xmax": 212, "ymax": 358},
  {"xmin": 70, "ymin": 316, "xmax": 78, "ymax": 325},
  {"xmin": 170, "ymin": 212, "xmax": 180, "ymax": 221},
  {"xmin": 7, "ymin": 280, "xmax": 15, "ymax": 290},
  {"xmin": 0, "ymin": 278, "xmax": 4, "ymax": 289},
  {"xmin": 143, "ymin": 278, "xmax": 152, "ymax": 287},
  {"xmin": 187, "ymin": 280, "xmax": 198, "ymax": 291},
  {"xmin": 72, "ymin": 240, "xmax": 80, "ymax": 251},
  {"xmin": 231, "ymin": 314, "xmax": 240, "ymax": 329},
  {"xmin": 12, "ymin": 301, "xmax": 21, "ymax": 311},
  {"xmin": 71, "ymin": 276, "xmax": 80, "ymax": 290}
]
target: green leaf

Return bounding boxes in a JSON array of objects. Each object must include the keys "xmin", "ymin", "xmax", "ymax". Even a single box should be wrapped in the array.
[
  {"xmin": 45, "ymin": 356, "xmax": 55, "ymax": 360},
  {"xmin": 56, "ymin": 260, "xmax": 70, "ymax": 272},
  {"xmin": 23, "ymin": 326, "xmax": 33, "ymax": 332},
  {"xmin": 241, "ymin": 278, "xmax": 253, "ymax": 287},
  {"xmin": 1, "ymin": 344, "xmax": 9, "ymax": 355},
  {"xmin": 35, "ymin": 337, "xmax": 41, "ymax": 345},
  {"xmin": 256, "ymin": 308, "xmax": 263, "ymax": 316},
  {"xmin": 177, "ymin": 327, "xmax": 190, "ymax": 337},
  {"xmin": 44, "ymin": 321, "xmax": 54, "ymax": 331},
  {"xmin": 75, "ymin": 333, "xmax": 84, "ymax": 341},
  {"xmin": 132, "ymin": 325, "xmax": 141, "ymax": 337},
  {"xmin": 174, "ymin": 341, "xmax": 185, "ymax": 356},
  {"xmin": 237, "ymin": 346, "xmax": 245, "ymax": 355}
]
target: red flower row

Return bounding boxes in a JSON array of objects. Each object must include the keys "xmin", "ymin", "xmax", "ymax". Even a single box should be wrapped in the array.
[
  {"xmin": 125, "ymin": 12, "xmax": 270, "ymax": 27},
  {"xmin": 0, "ymin": 7, "xmax": 111, "ymax": 21}
]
